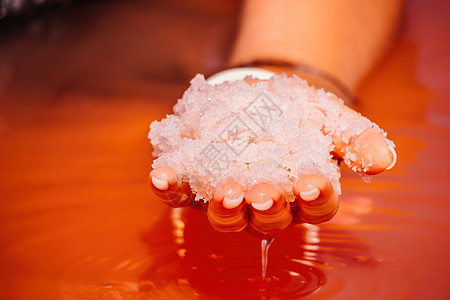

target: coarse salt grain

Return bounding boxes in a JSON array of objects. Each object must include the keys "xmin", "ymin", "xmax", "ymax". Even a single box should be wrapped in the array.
[{"xmin": 149, "ymin": 74, "xmax": 389, "ymax": 202}]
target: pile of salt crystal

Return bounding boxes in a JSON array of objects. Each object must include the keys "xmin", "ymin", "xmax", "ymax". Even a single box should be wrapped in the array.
[{"xmin": 149, "ymin": 74, "xmax": 388, "ymax": 202}]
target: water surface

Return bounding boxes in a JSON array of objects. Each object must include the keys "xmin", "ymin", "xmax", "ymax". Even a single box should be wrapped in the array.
[{"xmin": 0, "ymin": 0, "xmax": 449, "ymax": 299}]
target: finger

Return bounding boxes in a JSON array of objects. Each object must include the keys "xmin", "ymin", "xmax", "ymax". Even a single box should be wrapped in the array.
[
  {"xmin": 330, "ymin": 104, "xmax": 396, "ymax": 175},
  {"xmin": 245, "ymin": 182, "xmax": 292, "ymax": 237},
  {"xmin": 149, "ymin": 166, "xmax": 194, "ymax": 207},
  {"xmin": 342, "ymin": 126, "xmax": 396, "ymax": 175},
  {"xmin": 207, "ymin": 180, "xmax": 248, "ymax": 233},
  {"xmin": 292, "ymin": 173, "xmax": 339, "ymax": 224}
]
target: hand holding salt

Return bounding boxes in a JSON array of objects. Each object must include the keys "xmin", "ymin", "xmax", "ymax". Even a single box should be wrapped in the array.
[{"xmin": 149, "ymin": 72, "xmax": 396, "ymax": 237}]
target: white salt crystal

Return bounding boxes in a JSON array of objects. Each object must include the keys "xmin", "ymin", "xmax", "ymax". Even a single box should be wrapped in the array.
[{"xmin": 149, "ymin": 74, "xmax": 392, "ymax": 202}]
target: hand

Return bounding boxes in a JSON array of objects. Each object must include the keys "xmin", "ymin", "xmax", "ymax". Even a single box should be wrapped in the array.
[{"xmin": 149, "ymin": 77, "xmax": 396, "ymax": 238}]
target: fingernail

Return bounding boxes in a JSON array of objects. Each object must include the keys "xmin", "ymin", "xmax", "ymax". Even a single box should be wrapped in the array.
[
  {"xmin": 299, "ymin": 187, "xmax": 320, "ymax": 201},
  {"xmin": 223, "ymin": 194, "xmax": 244, "ymax": 209},
  {"xmin": 151, "ymin": 176, "xmax": 169, "ymax": 190},
  {"xmin": 386, "ymin": 145, "xmax": 397, "ymax": 170},
  {"xmin": 251, "ymin": 199, "xmax": 274, "ymax": 211}
]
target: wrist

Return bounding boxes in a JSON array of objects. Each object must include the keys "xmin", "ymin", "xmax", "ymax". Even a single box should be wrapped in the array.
[{"xmin": 207, "ymin": 60, "xmax": 355, "ymax": 106}]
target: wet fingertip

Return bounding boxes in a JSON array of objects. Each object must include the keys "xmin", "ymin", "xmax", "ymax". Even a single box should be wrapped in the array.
[
  {"xmin": 293, "ymin": 174, "xmax": 339, "ymax": 224},
  {"xmin": 293, "ymin": 174, "xmax": 327, "ymax": 200},
  {"xmin": 244, "ymin": 182, "xmax": 292, "ymax": 236},
  {"xmin": 213, "ymin": 180, "xmax": 245, "ymax": 208},
  {"xmin": 207, "ymin": 192, "xmax": 249, "ymax": 233}
]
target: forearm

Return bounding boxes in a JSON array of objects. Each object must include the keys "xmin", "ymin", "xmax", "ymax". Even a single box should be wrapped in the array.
[{"xmin": 229, "ymin": 0, "xmax": 404, "ymax": 90}]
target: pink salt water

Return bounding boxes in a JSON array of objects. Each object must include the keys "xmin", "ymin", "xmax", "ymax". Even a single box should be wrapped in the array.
[{"xmin": 0, "ymin": 0, "xmax": 449, "ymax": 299}]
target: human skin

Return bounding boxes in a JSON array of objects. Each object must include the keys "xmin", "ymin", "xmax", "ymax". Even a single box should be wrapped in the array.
[
  {"xmin": 150, "ymin": 98, "xmax": 396, "ymax": 237},
  {"xmin": 229, "ymin": 0, "xmax": 405, "ymax": 90},
  {"xmin": 150, "ymin": 0, "xmax": 399, "ymax": 237}
]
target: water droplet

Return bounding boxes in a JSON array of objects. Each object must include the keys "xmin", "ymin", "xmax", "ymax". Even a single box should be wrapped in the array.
[
  {"xmin": 261, "ymin": 238, "xmax": 274, "ymax": 281},
  {"xmin": 208, "ymin": 253, "xmax": 223, "ymax": 260},
  {"xmin": 247, "ymin": 277, "xmax": 257, "ymax": 283},
  {"xmin": 177, "ymin": 248, "xmax": 186, "ymax": 257}
]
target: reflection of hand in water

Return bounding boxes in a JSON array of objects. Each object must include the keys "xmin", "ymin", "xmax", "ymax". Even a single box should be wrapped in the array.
[{"xmin": 149, "ymin": 75, "xmax": 396, "ymax": 237}]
